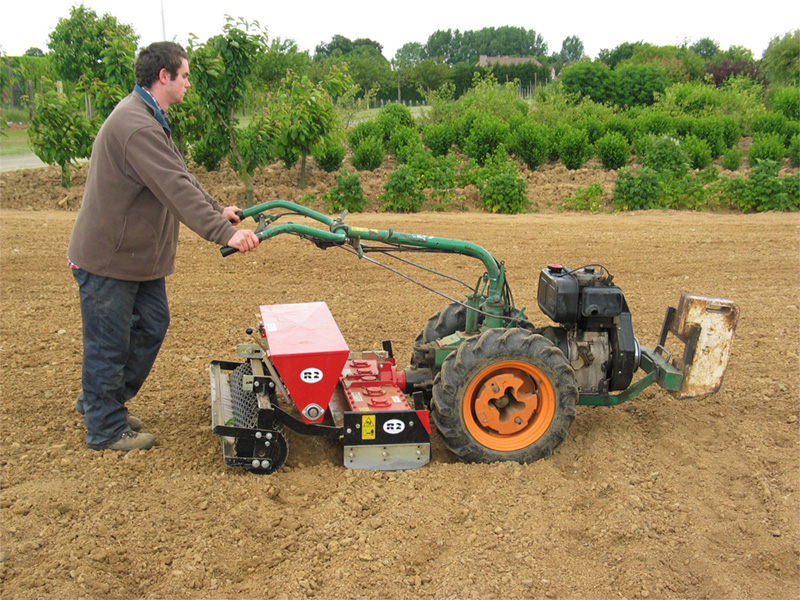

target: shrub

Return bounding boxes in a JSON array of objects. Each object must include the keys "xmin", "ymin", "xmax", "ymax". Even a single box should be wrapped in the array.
[
  {"xmin": 633, "ymin": 111, "xmax": 675, "ymax": 138},
  {"xmin": 558, "ymin": 128, "xmax": 592, "ymax": 170},
  {"xmin": 660, "ymin": 170, "xmax": 721, "ymax": 210},
  {"xmin": 463, "ymin": 114, "xmax": 511, "ymax": 165},
  {"xmin": 683, "ymin": 135, "xmax": 713, "ymax": 170},
  {"xmin": 376, "ymin": 103, "xmax": 416, "ymax": 140},
  {"xmin": 547, "ymin": 122, "xmax": 572, "ymax": 161},
  {"xmin": 510, "ymin": 121, "xmax": 551, "ymax": 169},
  {"xmin": 688, "ymin": 116, "xmax": 728, "ymax": 158},
  {"xmin": 477, "ymin": 158, "xmax": 529, "ymax": 214},
  {"xmin": 717, "ymin": 116, "xmax": 742, "ymax": 150},
  {"xmin": 613, "ymin": 63, "xmax": 669, "ymax": 107},
  {"xmin": 403, "ymin": 146, "xmax": 437, "ymax": 187},
  {"xmin": 605, "ymin": 115, "xmax": 635, "ymax": 143},
  {"xmin": 312, "ymin": 143, "xmax": 345, "ymax": 172},
  {"xmin": 639, "ymin": 135, "xmax": 689, "ymax": 178},
  {"xmin": 721, "ymin": 147, "xmax": 744, "ymax": 171},
  {"xmin": 595, "ymin": 131, "xmax": 630, "ymax": 170},
  {"xmin": 458, "ymin": 158, "xmax": 483, "ymax": 187},
  {"xmin": 380, "ymin": 164, "xmax": 426, "ymax": 212},
  {"xmin": 748, "ymin": 132, "xmax": 786, "ymax": 165},
  {"xmin": 770, "ymin": 86, "xmax": 800, "ymax": 122},
  {"xmin": 350, "ymin": 135, "xmax": 385, "ymax": 171},
  {"xmin": 789, "ymin": 134, "xmax": 800, "ymax": 168},
  {"xmin": 612, "ymin": 166, "xmax": 663, "ymax": 210},
  {"xmin": 725, "ymin": 160, "xmax": 800, "ymax": 212},
  {"xmin": 347, "ymin": 120, "xmax": 382, "ymax": 150},
  {"xmin": 428, "ymin": 153, "xmax": 463, "ymax": 211},
  {"xmin": 322, "ymin": 169, "xmax": 367, "ymax": 213},
  {"xmin": 422, "ymin": 121, "xmax": 457, "ymax": 156},
  {"xmin": 576, "ymin": 115, "xmax": 606, "ymax": 144},
  {"xmin": 561, "ymin": 183, "xmax": 607, "ymax": 211},
  {"xmin": 752, "ymin": 112, "xmax": 792, "ymax": 145},
  {"xmin": 559, "ymin": 60, "xmax": 614, "ymax": 103},
  {"xmin": 395, "ymin": 135, "xmax": 427, "ymax": 165},
  {"xmin": 454, "ymin": 109, "xmax": 482, "ymax": 148},
  {"xmin": 387, "ymin": 126, "xmax": 421, "ymax": 157}
]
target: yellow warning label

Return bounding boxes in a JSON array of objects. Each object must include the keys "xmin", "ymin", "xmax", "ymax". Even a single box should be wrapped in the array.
[{"xmin": 362, "ymin": 415, "xmax": 376, "ymax": 440}]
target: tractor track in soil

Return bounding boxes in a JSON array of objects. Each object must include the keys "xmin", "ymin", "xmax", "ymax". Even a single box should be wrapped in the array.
[{"xmin": 1, "ymin": 162, "xmax": 798, "ymax": 599}]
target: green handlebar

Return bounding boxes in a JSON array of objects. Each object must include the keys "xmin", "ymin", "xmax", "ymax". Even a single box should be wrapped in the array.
[{"xmin": 220, "ymin": 200, "xmax": 503, "ymax": 287}]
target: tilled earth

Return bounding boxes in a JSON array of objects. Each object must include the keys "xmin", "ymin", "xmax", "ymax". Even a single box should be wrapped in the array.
[{"xmin": 1, "ymin": 162, "xmax": 798, "ymax": 600}]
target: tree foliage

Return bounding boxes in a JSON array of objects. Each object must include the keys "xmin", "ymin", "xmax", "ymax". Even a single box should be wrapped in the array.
[
  {"xmin": 425, "ymin": 26, "xmax": 548, "ymax": 65},
  {"xmin": 28, "ymin": 80, "xmax": 97, "ymax": 187},
  {"xmin": 560, "ymin": 36, "xmax": 585, "ymax": 64},
  {"xmin": 269, "ymin": 67, "xmax": 351, "ymax": 187},
  {"xmin": 47, "ymin": 4, "xmax": 138, "ymax": 83},
  {"xmin": 762, "ymin": 30, "xmax": 800, "ymax": 86},
  {"xmin": 598, "ymin": 42, "xmax": 644, "ymax": 68},
  {"xmin": 188, "ymin": 17, "xmax": 272, "ymax": 205}
]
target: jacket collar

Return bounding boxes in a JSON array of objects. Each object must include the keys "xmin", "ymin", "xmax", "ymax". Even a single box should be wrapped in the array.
[{"xmin": 134, "ymin": 84, "xmax": 170, "ymax": 131}]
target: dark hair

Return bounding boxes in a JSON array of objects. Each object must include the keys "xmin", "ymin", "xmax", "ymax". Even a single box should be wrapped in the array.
[{"xmin": 135, "ymin": 42, "xmax": 188, "ymax": 87}]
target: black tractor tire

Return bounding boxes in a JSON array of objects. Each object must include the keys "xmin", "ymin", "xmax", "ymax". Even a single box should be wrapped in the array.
[
  {"xmin": 410, "ymin": 302, "xmax": 468, "ymax": 367},
  {"xmin": 431, "ymin": 328, "xmax": 577, "ymax": 464}
]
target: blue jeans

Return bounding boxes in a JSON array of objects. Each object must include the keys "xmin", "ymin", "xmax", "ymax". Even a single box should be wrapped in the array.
[{"xmin": 72, "ymin": 269, "xmax": 170, "ymax": 448}]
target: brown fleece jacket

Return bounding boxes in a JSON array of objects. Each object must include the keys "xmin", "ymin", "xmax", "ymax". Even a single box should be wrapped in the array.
[{"xmin": 67, "ymin": 91, "xmax": 237, "ymax": 281}]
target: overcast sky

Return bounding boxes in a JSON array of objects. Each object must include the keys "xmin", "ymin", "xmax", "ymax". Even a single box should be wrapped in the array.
[{"xmin": 1, "ymin": 0, "xmax": 795, "ymax": 61}]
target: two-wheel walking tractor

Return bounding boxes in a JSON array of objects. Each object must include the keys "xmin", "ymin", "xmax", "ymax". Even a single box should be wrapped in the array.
[{"xmin": 210, "ymin": 201, "xmax": 739, "ymax": 474}]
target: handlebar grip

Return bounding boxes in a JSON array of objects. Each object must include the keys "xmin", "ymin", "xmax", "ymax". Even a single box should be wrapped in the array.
[{"xmin": 220, "ymin": 245, "xmax": 238, "ymax": 257}]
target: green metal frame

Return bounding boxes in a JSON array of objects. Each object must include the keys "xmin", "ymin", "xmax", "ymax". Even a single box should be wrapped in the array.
[
  {"xmin": 235, "ymin": 200, "xmax": 685, "ymax": 405},
  {"xmin": 577, "ymin": 347, "xmax": 683, "ymax": 406},
  {"xmin": 239, "ymin": 201, "xmax": 514, "ymax": 330}
]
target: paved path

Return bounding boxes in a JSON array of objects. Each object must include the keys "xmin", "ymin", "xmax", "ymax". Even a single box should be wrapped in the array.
[{"xmin": 0, "ymin": 153, "xmax": 47, "ymax": 172}]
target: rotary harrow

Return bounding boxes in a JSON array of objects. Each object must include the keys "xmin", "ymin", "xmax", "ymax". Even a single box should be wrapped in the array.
[{"xmin": 209, "ymin": 200, "xmax": 738, "ymax": 474}]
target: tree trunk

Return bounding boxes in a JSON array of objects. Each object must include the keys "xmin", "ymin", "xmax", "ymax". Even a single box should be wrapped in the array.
[
  {"xmin": 242, "ymin": 171, "xmax": 254, "ymax": 207},
  {"xmin": 298, "ymin": 153, "xmax": 308, "ymax": 189},
  {"xmin": 59, "ymin": 162, "xmax": 71, "ymax": 188}
]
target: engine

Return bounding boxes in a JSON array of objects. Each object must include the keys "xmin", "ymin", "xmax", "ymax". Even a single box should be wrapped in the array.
[{"xmin": 537, "ymin": 264, "xmax": 640, "ymax": 395}]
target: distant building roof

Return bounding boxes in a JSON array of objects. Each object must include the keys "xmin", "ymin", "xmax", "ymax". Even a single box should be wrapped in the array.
[{"xmin": 477, "ymin": 55, "xmax": 543, "ymax": 67}]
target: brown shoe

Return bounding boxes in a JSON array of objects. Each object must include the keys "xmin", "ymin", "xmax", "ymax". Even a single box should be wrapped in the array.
[
  {"xmin": 103, "ymin": 430, "xmax": 155, "ymax": 452},
  {"xmin": 75, "ymin": 399, "xmax": 142, "ymax": 431}
]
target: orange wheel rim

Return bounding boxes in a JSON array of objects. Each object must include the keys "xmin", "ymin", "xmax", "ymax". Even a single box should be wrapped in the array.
[{"xmin": 463, "ymin": 360, "xmax": 556, "ymax": 452}]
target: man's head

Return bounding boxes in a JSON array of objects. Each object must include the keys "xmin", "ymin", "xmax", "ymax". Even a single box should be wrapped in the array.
[
  {"xmin": 135, "ymin": 42, "xmax": 191, "ymax": 109},
  {"xmin": 135, "ymin": 42, "xmax": 187, "ymax": 87}
]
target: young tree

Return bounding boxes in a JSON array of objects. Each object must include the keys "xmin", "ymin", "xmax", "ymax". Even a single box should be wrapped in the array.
[
  {"xmin": 315, "ymin": 34, "xmax": 354, "ymax": 58},
  {"xmin": 560, "ymin": 36, "xmax": 585, "ymax": 64},
  {"xmin": 78, "ymin": 34, "xmax": 138, "ymax": 119},
  {"xmin": 269, "ymin": 67, "xmax": 351, "ymax": 188},
  {"xmin": 189, "ymin": 18, "xmax": 274, "ymax": 205},
  {"xmin": 253, "ymin": 37, "xmax": 311, "ymax": 91},
  {"xmin": 762, "ymin": 30, "xmax": 800, "ymax": 86},
  {"xmin": 415, "ymin": 59, "xmax": 451, "ymax": 93},
  {"xmin": 47, "ymin": 5, "xmax": 138, "ymax": 84},
  {"xmin": 343, "ymin": 44, "xmax": 392, "ymax": 95},
  {"xmin": 28, "ymin": 80, "xmax": 97, "ymax": 187},
  {"xmin": 598, "ymin": 42, "xmax": 643, "ymax": 68},
  {"xmin": 690, "ymin": 38, "xmax": 720, "ymax": 61}
]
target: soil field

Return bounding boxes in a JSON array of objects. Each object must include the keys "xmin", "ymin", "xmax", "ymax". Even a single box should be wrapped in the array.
[{"xmin": 1, "ymin": 162, "xmax": 799, "ymax": 600}]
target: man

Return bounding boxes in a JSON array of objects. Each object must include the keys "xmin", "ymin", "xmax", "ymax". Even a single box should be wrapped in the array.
[{"xmin": 68, "ymin": 42, "xmax": 259, "ymax": 452}]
